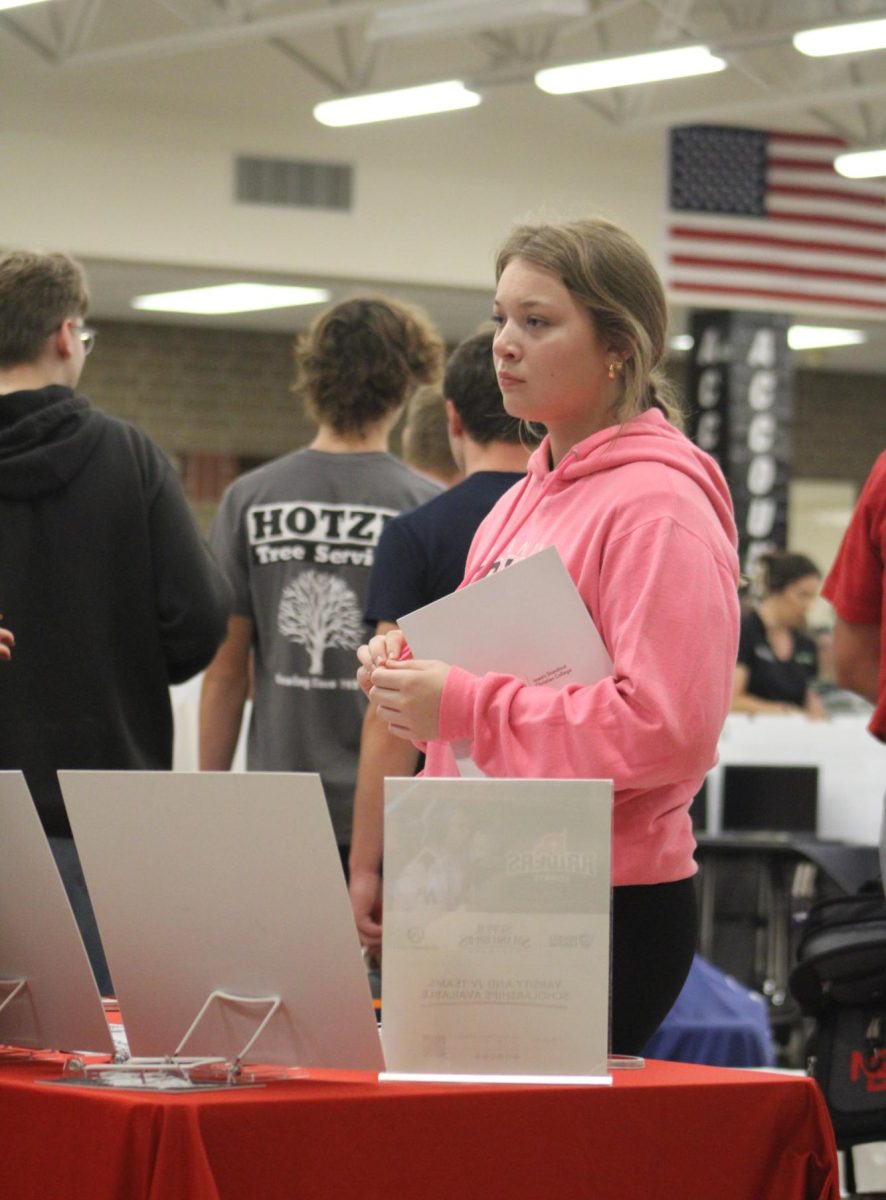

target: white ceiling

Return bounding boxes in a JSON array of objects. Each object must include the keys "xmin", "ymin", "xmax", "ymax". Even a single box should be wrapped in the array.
[
  {"xmin": 4, "ymin": 0, "xmax": 886, "ymax": 372},
  {"xmin": 6, "ymin": 0, "xmax": 886, "ymax": 137}
]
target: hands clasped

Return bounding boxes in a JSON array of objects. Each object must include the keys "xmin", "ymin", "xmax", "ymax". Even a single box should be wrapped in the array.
[
  {"xmin": 0, "ymin": 625, "xmax": 14, "ymax": 662},
  {"xmin": 356, "ymin": 629, "xmax": 450, "ymax": 742}
]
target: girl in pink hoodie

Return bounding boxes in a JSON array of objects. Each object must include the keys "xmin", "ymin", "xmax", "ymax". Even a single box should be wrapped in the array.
[{"xmin": 358, "ymin": 217, "xmax": 740, "ymax": 1054}]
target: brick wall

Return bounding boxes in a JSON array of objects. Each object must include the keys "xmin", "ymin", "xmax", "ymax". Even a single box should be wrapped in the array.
[
  {"xmin": 79, "ymin": 319, "xmax": 315, "ymax": 530},
  {"xmin": 81, "ymin": 319, "xmax": 310, "ymax": 461},
  {"xmin": 79, "ymin": 320, "xmax": 884, "ymax": 525},
  {"xmin": 793, "ymin": 372, "xmax": 886, "ymax": 491}
]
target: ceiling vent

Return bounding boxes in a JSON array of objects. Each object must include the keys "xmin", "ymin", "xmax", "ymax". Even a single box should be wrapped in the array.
[{"xmin": 235, "ymin": 155, "xmax": 352, "ymax": 211}]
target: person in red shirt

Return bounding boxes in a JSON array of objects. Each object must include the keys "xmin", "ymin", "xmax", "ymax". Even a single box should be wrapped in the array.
[{"xmin": 822, "ymin": 450, "xmax": 886, "ymax": 876}]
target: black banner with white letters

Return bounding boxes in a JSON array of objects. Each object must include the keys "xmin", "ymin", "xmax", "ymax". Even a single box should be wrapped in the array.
[{"xmin": 685, "ymin": 310, "xmax": 793, "ymax": 578}]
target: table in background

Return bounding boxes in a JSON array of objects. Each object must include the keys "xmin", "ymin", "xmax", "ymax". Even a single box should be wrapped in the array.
[
  {"xmin": 0, "ymin": 1054, "xmax": 838, "ymax": 1200},
  {"xmin": 709, "ymin": 714, "xmax": 886, "ymax": 845}
]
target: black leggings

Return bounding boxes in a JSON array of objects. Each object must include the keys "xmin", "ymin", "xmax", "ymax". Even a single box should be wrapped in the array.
[{"xmin": 610, "ymin": 877, "xmax": 698, "ymax": 1055}]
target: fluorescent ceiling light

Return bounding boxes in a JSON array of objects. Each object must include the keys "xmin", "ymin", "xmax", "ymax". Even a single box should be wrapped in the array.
[
  {"xmin": 535, "ymin": 45, "xmax": 726, "ymax": 94},
  {"xmin": 0, "ymin": 0, "xmax": 56, "ymax": 10},
  {"xmin": 834, "ymin": 147, "xmax": 886, "ymax": 179},
  {"xmin": 671, "ymin": 328, "xmax": 864, "ymax": 352},
  {"xmin": 367, "ymin": 0, "xmax": 587, "ymax": 42},
  {"xmin": 314, "ymin": 80, "xmax": 480, "ymax": 127},
  {"xmin": 131, "ymin": 283, "xmax": 331, "ymax": 315},
  {"xmin": 793, "ymin": 17, "xmax": 886, "ymax": 57},
  {"xmin": 787, "ymin": 325, "xmax": 866, "ymax": 351}
]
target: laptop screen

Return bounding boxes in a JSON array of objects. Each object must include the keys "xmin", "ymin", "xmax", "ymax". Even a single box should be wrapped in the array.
[{"xmin": 720, "ymin": 764, "xmax": 819, "ymax": 835}]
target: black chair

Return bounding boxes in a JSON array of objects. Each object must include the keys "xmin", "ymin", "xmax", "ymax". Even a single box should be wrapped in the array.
[
  {"xmin": 695, "ymin": 762, "xmax": 878, "ymax": 1065},
  {"xmin": 790, "ymin": 886, "xmax": 886, "ymax": 1198}
]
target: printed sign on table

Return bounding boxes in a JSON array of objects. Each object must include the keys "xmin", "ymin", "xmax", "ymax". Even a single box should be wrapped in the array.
[{"xmin": 381, "ymin": 777, "xmax": 613, "ymax": 1082}]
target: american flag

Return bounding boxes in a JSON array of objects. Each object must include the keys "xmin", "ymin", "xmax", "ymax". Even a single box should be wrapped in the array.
[{"xmin": 665, "ymin": 125, "xmax": 886, "ymax": 317}]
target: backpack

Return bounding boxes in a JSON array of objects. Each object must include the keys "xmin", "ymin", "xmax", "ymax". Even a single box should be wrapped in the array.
[{"xmin": 789, "ymin": 887, "xmax": 886, "ymax": 1146}]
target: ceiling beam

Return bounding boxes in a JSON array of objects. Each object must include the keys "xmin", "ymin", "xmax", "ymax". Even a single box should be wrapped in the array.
[
  {"xmin": 620, "ymin": 75, "xmax": 886, "ymax": 129},
  {"xmin": 269, "ymin": 36, "xmax": 349, "ymax": 92},
  {"xmin": 61, "ymin": 0, "xmax": 106, "ymax": 56},
  {"xmin": 63, "ymin": 1, "xmax": 394, "ymax": 68},
  {"xmin": 59, "ymin": 0, "xmax": 645, "ymax": 70},
  {"xmin": 0, "ymin": 12, "xmax": 58, "ymax": 62}
]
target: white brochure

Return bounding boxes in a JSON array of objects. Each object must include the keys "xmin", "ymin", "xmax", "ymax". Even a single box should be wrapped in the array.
[
  {"xmin": 397, "ymin": 546, "xmax": 612, "ymax": 775},
  {"xmin": 381, "ymin": 777, "xmax": 613, "ymax": 1084}
]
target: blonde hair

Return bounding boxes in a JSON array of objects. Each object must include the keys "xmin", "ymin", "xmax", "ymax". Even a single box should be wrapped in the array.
[
  {"xmin": 495, "ymin": 218, "xmax": 684, "ymax": 429},
  {"xmin": 402, "ymin": 386, "xmax": 459, "ymax": 479}
]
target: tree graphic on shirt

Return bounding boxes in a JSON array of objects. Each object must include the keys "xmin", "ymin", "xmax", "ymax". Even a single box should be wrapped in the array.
[{"xmin": 277, "ymin": 570, "xmax": 364, "ymax": 676}]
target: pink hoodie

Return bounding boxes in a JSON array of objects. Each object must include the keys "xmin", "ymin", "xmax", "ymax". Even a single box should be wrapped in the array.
[{"xmin": 422, "ymin": 408, "xmax": 740, "ymax": 887}]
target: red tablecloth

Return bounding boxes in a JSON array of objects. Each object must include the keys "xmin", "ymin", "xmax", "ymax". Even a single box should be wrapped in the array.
[{"xmin": 0, "ymin": 1056, "xmax": 838, "ymax": 1200}]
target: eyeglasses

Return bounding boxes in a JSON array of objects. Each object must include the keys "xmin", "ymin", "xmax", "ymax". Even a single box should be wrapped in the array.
[{"xmin": 71, "ymin": 319, "xmax": 96, "ymax": 357}]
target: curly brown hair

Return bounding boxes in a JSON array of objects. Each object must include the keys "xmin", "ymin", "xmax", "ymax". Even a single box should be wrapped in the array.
[{"xmin": 293, "ymin": 295, "xmax": 444, "ymax": 436}]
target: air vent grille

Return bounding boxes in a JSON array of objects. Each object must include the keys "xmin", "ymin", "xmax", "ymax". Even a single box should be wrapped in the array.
[{"xmin": 235, "ymin": 155, "xmax": 352, "ymax": 211}]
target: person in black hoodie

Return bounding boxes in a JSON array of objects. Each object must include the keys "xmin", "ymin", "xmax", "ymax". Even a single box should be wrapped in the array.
[{"xmin": 0, "ymin": 251, "xmax": 231, "ymax": 992}]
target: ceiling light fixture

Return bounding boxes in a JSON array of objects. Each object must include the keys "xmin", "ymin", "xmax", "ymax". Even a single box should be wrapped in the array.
[
  {"xmin": 535, "ymin": 44, "xmax": 726, "ymax": 94},
  {"xmin": 314, "ymin": 80, "xmax": 480, "ymax": 127},
  {"xmin": 787, "ymin": 325, "xmax": 866, "ymax": 351},
  {"xmin": 834, "ymin": 147, "xmax": 886, "ymax": 179},
  {"xmin": 672, "ymin": 328, "xmax": 865, "ymax": 353},
  {"xmin": 131, "ymin": 283, "xmax": 331, "ymax": 315},
  {"xmin": 366, "ymin": 0, "xmax": 587, "ymax": 42},
  {"xmin": 0, "ymin": 0, "xmax": 57, "ymax": 10},
  {"xmin": 792, "ymin": 17, "xmax": 886, "ymax": 57}
]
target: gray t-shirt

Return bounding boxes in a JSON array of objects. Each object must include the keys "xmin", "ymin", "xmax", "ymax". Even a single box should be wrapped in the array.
[{"xmin": 210, "ymin": 448, "xmax": 440, "ymax": 846}]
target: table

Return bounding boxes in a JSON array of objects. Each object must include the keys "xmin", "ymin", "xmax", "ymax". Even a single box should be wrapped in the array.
[
  {"xmin": 170, "ymin": 696, "xmax": 886, "ymax": 844},
  {"xmin": 0, "ymin": 1054, "xmax": 838, "ymax": 1200},
  {"xmin": 711, "ymin": 714, "xmax": 886, "ymax": 845}
]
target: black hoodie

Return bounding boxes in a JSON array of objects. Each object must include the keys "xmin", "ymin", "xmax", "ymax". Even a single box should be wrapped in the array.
[{"xmin": 0, "ymin": 386, "xmax": 231, "ymax": 835}]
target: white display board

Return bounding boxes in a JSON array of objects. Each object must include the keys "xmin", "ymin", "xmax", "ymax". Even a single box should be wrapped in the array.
[
  {"xmin": 380, "ymin": 777, "xmax": 613, "ymax": 1083},
  {"xmin": 59, "ymin": 771, "xmax": 383, "ymax": 1071},
  {"xmin": 0, "ymin": 772, "xmax": 113, "ymax": 1055}
]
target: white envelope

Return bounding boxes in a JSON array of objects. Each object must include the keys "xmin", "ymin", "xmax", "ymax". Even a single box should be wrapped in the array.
[{"xmin": 398, "ymin": 546, "xmax": 612, "ymax": 774}]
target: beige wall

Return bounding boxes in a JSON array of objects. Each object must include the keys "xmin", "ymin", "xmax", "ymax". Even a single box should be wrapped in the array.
[{"xmin": 0, "ymin": 102, "xmax": 662, "ymax": 295}]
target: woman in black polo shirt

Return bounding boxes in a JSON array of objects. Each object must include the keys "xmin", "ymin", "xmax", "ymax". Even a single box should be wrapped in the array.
[{"xmin": 732, "ymin": 552, "xmax": 827, "ymax": 718}]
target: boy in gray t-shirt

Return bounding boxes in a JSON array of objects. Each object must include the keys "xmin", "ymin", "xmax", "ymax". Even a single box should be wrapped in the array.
[{"xmin": 200, "ymin": 296, "xmax": 443, "ymax": 863}]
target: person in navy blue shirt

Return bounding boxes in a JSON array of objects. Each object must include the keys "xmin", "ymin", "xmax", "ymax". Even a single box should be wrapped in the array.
[{"xmin": 350, "ymin": 327, "xmax": 534, "ymax": 950}]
